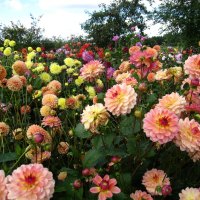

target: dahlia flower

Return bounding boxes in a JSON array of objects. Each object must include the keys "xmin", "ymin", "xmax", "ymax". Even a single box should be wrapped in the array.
[
  {"xmin": 12, "ymin": 60, "xmax": 28, "ymax": 75},
  {"xmin": 39, "ymin": 72, "xmax": 52, "ymax": 83},
  {"xmin": 80, "ymin": 60, "xmax": 105, "ymax": 82},
  {"xmin": 184, "ymin": 54, "xmax": 200, "ymax": 78},
  {"xmin": 130, "ymin": 190, "xmax": 153, "ymax": 200},
  {"xmin": 115, "ymin": 72, "xmax": 131, "ymax": 83},
  {"xmin": 81, "ymin": 103, "xmax": 110, "ymax": 133},
  {"xmin": 156, "ymin": 92, "xmax": 186, "ymax": 116},
  {"xmin": 40, "ymin": 105, "xmax": 53, "ymax": 117},
  {"xmin": 0, "ymin": 65, "xmax": 7, "ymax": 80},
  {"xmin": 27, "ymin": 124, "xmax": 52, "ymax": 144},
  {"xmin": 57, "ymin": 142, "xmax": 69, "ymax": 154},
  {"xmin": 142, "ymin": 169, "xmax": 170, "ymax": 196},
  {"xmin": 179, "ymin": 187, "xmax": 200, "ymax": 200},
  {"xmin": 0, "ymin": 170, "xmax": 7, "ymax": 200},
  {"xmin": 47, "ymin": 80, "xmax": 62, "ymax": 93},
  {"xmin": 7, "ymin": 75, "xmax": 23, "ymax": 91},
  {"xmin": 6, "ymin": 163, "xmax": 55, "ymax": 200},
  {"xmin": 143, "ymin": 108, "xmax": 179, "ymax": 144},
  {"xmin": 175, "ymin": 118, "xmax": 200, "ymax": 152},
  {"xmin": 0, "ymin": 122, "xmax": 9, "ymax": 136},
  {"xmin": 104, "ymin": 83, "xmax": 137, "ymax": 116},
  {"xmin": 42, "ymin": 116, "xmax": 61, "ymax": 128},
  {"xmin": 155, "ymin": 69, "xmax": 172, "ymax": 81},
  {"xmin": 50, "ymin": 63, "xmax": 62, "ymax": 74},
  {"xmin": 42, "ymin": 94, "xmax": 58, "ymax": 109},
  {"xmin": 90, "ymin": 174, "xmax": 121, "ymax": 200}
]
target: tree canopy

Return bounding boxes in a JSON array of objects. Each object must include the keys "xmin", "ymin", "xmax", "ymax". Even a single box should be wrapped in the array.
[{"xmin": 81, "ymin": 0, "xmax": 148, "ymax": 47}]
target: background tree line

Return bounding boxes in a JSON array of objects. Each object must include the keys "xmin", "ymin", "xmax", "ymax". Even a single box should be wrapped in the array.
[{"xmin": 0, "ymin": 0, "xmax": 199, "ymax": 50}]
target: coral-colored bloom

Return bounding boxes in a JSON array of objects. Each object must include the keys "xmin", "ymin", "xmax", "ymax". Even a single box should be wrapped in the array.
[
  {"xmin": 147, "ymin": 72, "xmax": 155, "ymax": 82},
  {"xmin": 142, "ymin": 169, "xmax": 170, "ymax": 196},
  {"xmin": 0, "ymin": 170, "xmax": 7, "ymax": 200},
  {"xmin": 47, "ymin": 80, "xmax": 62, "ymax": 93},
  {"xmin": 175, "ymin": 118, "xmax": 200, "ymax": 152},
  {"xmin": 119, "ymin": 61, "xmax": 130, "ymax": 72},
  {"xmin": 7, "ymin": 75, "xmax": 23, "ymax": 91},
  {"xmin": 130, "ymin": 190, "xmax": 153, "ymax": 200},
  {"xmin": 40, "ymin": 105, "xmax": 53, "ymax": 117},
  {"xmin": 104, "ymin": 83, "xmax": 137, "ymax": 116},
  {"xmin": 184, "ymin": 54, "xmax": 200, "ymax": 78},
  {"xmin": 129, "ymin": 46, "xmax": 141, "ymax": 55},
  {"xmin": 27, "ymin": 124, "xmax": 52, "ymax": 144},
  {"xmin": 6, "ymin": 163, "xmax": 55, "ymax": 200},
  {"xmin": 122, "ymin": 77, "xmax": 138, "ymax": 86},
  {"xmin": 179, "ymin": 187, "xmax": 200, "ymax": 200},
  {"xmin": 0, "ymin": 65, "xmax": 7, "ymax": 80},
  {"xmin": 115, "ymin": 72, "xmax": 131, "ymax": 83},
  {"xmin": 81, "ymin": 103, "xmax": 110, "ymax": 133},
  {"xmin": 42, "ymin": 94, "xmax": 58, "ymax": 109},
  {"xmin": 143, "ymin": 108, "xmax": 179, "ymax": 144},
  {"xmin": 80, "ymin": 60, "xmax": 105, "ymax": 82},
  {"xmin": 42, "ymin": 116, "xmax": 61, "ymax": 128},
  {"xmin": 0, "ymin": 122, "xmax": 9, "ymax": 136},
  {"xmin": 12, "ymin": 60, "xmax": 28, "ymax": 75},
  {"xmin": 90, "ymin": 175, "xmax": 121, "ymax": 200},
  {"xmin": 20, "ymin": 105, "xmax": 31, "ymax": 115},
  {"xmin": 156, "ymin": 92, "xmax": 186, "ymax": 116}
]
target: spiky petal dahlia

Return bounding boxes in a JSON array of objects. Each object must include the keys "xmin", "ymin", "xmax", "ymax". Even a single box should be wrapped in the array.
[
  {"xmin": 175, "ymin": 118, "xmax": 200, "ymax": 153},
  {"xmin": 27, "ymin": 124, "xmax": 52, "ymax": 144},
  {"xmin": 0, "ymin": 122, "xmax": 10, "ymax": 136},
  {"xmin": 0, "ymin": 170, "xmax": 7, "ymax": 200},
  {"xmin": 81, "ymin": 103, "xmax": 110, "ymax": 133},
  {"xmin": 42, "ymin": 94, "xmax": 58, "ymax": 109},
  {"xmin": 80, "ymin": 60, "xmax": 105, "ymax": 82},
  {"xmin": 142, "ymin": 169, "xmax": 170, "ymax": 196},
  {"xmin": 143, "ymin": 108, "xmax": 179, "ymax": 144},
  {"xmin": 156, "ymin": 92, "xmax": 186, "ymax": 116},
  {"xmin": 130, "ymin": 190, "xmax": 153, "ymax": 200},
  {"xmin": 184, "ymin": 54, "xmax": 200, "ymax": 78},
  {"xmin": 0, "ymin": 65, "xmax": 7, "ymax": 80},
  {"xmin": 179, "ymin": 187, "xmax": 200, "ymax": 200},
  {"xmin": 42, "ymin": 116, "xmax": 61, "ymax": 128},
  {"xmin": 104, "ymin": 83, "xmax": 137, "ymax": 116},
  {"xmin": 90, "ymin": 174, "xmax": 121, "ymax": 200},
  {"xmin": 12, "ymin": 60, "xmax": 28, "ymax": 75},
  {"xmin": 7, "ymin": 75, "xmax": 23, "ymax": 91},
  {"xmin": 6, "ymin": 163, "xmax": 55, "ymax": 200}
]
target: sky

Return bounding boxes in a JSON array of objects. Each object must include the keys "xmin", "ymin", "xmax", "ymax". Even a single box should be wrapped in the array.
[{"xmin": 0, "ymin": 0, "xmax": 162, "ymax": 39}]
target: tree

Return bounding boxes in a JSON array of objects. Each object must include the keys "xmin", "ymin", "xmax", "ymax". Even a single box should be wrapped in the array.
[
  {"xmin": 0, "ymin": 14, "xmax": 44, "ymax": 49},
  {"xmin": 152, "ymin": 0, "xmax": 200, "ymax": 47},
  {"xmin": 81, "ymin": 0, "xmax": 148, "ymax": 47}
]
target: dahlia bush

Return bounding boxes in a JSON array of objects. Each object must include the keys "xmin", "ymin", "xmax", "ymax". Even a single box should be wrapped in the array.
[{"xmin": 0, "ymin": 30, "xmax": 200, "ymax": 200}]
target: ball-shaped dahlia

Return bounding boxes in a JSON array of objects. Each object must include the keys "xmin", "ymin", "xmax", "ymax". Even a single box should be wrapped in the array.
[
  {"xmin": 0, "ymin": 65, "xmax": 7, "ymax": 80},
  {"xmin": 184, "ymin": 54, "xmax": 200, "ymax": 78},
  {"xmin": 81, "ymin": 103, "xmax": 110, "ymax": 133},
  {"xmin": 130, "ymin": 190, "xmax": 153, "ymax": 200},
  {"xmin": 175, "ymin": 118, "xmax": 200, "ymax": 152},
  {"xmin": 7, "ymin": 75, "xmax": 23, "ymax": 91},
  {"xmin": 143, "ymin": 108, "xmax": 179, "ymax": 144},
  {"xmin": 40, "ymin": 105, "xmax": 53, "ymax": 117},
  {"xmin": 47, "ymin": 80, "xmax": 62, "ymax": 93},
  {"xmin": 0, "ymin": 170, "xmax": 7, "ymax": 200},
  {"xmin": 6, "ymin": 163, "xmax": 55, "ymax": 200},
  {"xmin": 179, "ymin": 187, "xmax": 200, "ymax": 200},
  {"xmin": 104, "ymin": 83, "xmax": 137, "ymax": 116},
  {"xmin": 80, "ymin": 60, "xmax": 105, "ymax": 82},
  {"xmin": 0, "ymin": 122, "xmax": 10, "ymax": 136},
  {"xmin": 142, "ymin": 169, "xmax": 170, "ymax": 196},
  {"xmin": 12, "ymin": 60, "xmax": 28, "ymax": 75},
  {"xmin": 27, "ymin": 124, "xmax": 52, "ymax": 144},
  {"xmin": 156, "ymin": 92, "xmax": 186, "ymax": 116},
  {"xmin": 42, "ymin": 94, "xmax": 58, "ymax": 109}
]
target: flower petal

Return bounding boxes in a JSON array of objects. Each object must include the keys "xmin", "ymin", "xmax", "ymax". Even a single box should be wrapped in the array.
[
  {"xmin": 90, "ymin": 187, "xmax": 101, "ymax": 194},
  {"xmin": 111, "ymin": 186, "xmax": 121, "ymax": 194},
  {"xmin": 93, "ymin": 175, "xmax": 102, "ymax": 185}
]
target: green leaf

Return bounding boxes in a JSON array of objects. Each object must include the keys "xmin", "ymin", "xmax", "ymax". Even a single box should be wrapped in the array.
[
  {"xmin": 126, "ymin": 137, "xmax": 137, "ymax": 155},
  {"xmin": 74, "ymin": 123, "xmax": 91, "ymax": 139},
  {"xmin": 0, "ymin": 152, "xmax": 17, "ymax": 163},
  {"xmin": 119, "ymin": 115, "xmax": 134, "ymax": 135},
  {"xmin": 83, "ymin": 148, "xmax": 105, "ymax": 168},
  {"xmin": 146, "ymin": 93, "xmax": 157, "ymax": 104}
]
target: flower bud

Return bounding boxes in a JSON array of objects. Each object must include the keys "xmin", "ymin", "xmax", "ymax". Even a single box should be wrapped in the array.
[
  {"xmin": 33, "ymin": 133, "xmax": 44, "ymax": 143},
  {"xmin": 162, "ymin": 185, "xmax": 172, "ymax": 196},
  {"xmin": 73, "ymin": 179, "xmax": 82, "ymax": 189}
]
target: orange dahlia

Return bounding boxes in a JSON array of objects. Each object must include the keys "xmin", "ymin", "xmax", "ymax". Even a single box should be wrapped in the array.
[
  {"xmin": 7, "ymin": 75, "xmax": 23, "ymax": 91},
  {"xmin": 130, "ymin": 190, "xmax": 153, "ymax": 200},
  {"xmin": 42, "ymin": 94, "xmax": 58, "ymax": 109},
  {"xmin": 12, "ymin": 60, "xmax": 28, "ymax": 75},
  {"xmin": 0, "ymin": 122, "xmax": 9, "ymax": 136},
  {"xmin": 0, "ymin": 65, "xmax": 7, "ymax": 80},
  {"xmin": 42, "ymin": 116, "xmax": 61, "ymax": 128}
]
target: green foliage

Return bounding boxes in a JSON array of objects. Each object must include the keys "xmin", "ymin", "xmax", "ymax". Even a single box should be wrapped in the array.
[{"xmin": 81, "ymin": 0, "xmax": 148, "ymax": 47}]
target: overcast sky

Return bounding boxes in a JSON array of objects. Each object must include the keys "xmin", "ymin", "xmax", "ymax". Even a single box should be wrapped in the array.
[{"xmin": 0, "ymin": 0, "xmax": 162, "ymax": 39}]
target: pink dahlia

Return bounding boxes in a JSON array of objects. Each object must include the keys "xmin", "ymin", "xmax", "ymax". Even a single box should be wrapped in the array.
[
  {"xmin": 156, "ymin": 92, "xmax": 186, "ymax": 116},
  {"xmin": 90, "ymin": 174, "xmax": 121, "ymax": 200},
  {"xmin": 104, "ymin": 83, "xmax": 137, "ymax": 116},
  {"xmin": 80, "ymin": 60, "xmax": 105, "ymax": 82},
  {"xmin": 143, "ymin": 108, "xmax": 179, "ymax": 144},
  {"xmin": 42, "ymin": 116, "xmax": 61, "ymax": 128},
  {"xmin": 179, "ymin": 187, "xmax": 200, "ymax": 200},
  {"xmin": 130, "ymin": 190, "xmax": 153, "ymax": 200},
  {"xmin": 142, "ymin": 169, "xmax": 170, "ymax": 196},
  {"xmin": 6, "ymin": 163, "xmax": 55, "ymax": 200},
  {"xmin": 0, "ymin": 170, "xmax": 7, "ymax": 200},
  {"xmin": 184, "ymin": 54, "xmax": 200, "ymax": 78},
  {"xmin": 175, "ymin": 118, "xmax": 200, "ymax": 152}
]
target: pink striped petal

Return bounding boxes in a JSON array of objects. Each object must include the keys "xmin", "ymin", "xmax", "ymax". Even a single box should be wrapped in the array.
[
  {"xmin": 109, "ymin": 178, "xmax": 117, "ymax": 187},
  {"xmin": 93, "ymin": 175, "xmax": 102, "ymax": 185},
  {"xmin": 111, "ymin": 186, "xmax": 121, "ymax": 194},
  {"xmin": 90, "ymin": 187, "xmax": 101, "ymax": 193}
]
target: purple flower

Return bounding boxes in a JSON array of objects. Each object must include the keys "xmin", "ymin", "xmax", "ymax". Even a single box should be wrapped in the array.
[
  {"xmin": 68, "ymin": 78, "xmax": 73, "ymax": 83},
  {"xmin": 112, "ymin": 35, "xmax": 120, "ymax": 42},
  {"xmin": 131, "ymin": 26, "xmax": 136, "ymax": 31},
  {"xmin": 135, "ymin": 42, "xmax": 142, "ymax": 47},
  {"xmin": 106, "ymin": 67, "xmax": 115, "ymax": 79},
  {"xmin": 140, "ymin": 36, "xmax": 146, "ymax": 41},
  {"xmin": 175, "ymin": 53, "xmax": 182, "ymax": 61},
  {"xmin": 82, "ymin": 51, "xmax": 94, "ymax": 62}
]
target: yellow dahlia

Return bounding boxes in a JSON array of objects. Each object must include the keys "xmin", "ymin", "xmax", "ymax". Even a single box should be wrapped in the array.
[
  {"xmin": 39, "ymin": 72, "xmax": 52, "ymax": 83},
  {"xmin": 179, "ymin": 187, "xmax": 200, "ymax": 200},
  {"xmin": 50, "ymin": 63, "xmax": 62, "ymax": 74}
]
